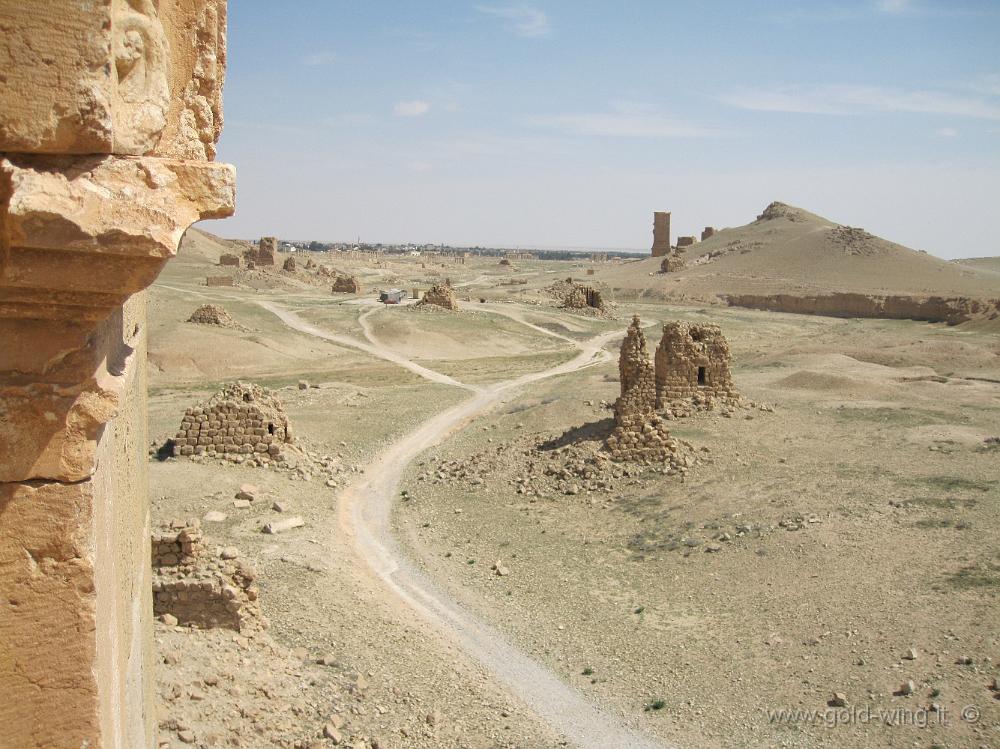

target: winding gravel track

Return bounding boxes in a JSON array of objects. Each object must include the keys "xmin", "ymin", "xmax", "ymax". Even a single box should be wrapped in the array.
[
  {"xmin": 257, "ymin": 301, "xmax": 477, "ymax": 391},
  {"xmin": 262, "ymin": 300, "xmax": 672, "ymax": 749}
]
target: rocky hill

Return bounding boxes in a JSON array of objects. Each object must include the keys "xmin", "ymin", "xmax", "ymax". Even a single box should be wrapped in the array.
[{"xmin": 597, "ymin": 202, "xmax": 1000, "ymax": 325}]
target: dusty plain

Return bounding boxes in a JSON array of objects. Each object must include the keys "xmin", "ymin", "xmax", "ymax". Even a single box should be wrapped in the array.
[{"xmin": 148, "ymin": 221, "xmax": 1000, "ymax": 749}]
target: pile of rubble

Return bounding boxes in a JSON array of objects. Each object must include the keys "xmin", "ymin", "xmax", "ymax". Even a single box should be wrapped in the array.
[
  {"xmin": 418, "ymin": 279, "xmax": 459, "ymax": 310},
  {"xmin": 151, "ymin": 520, "xmax": 262, "ymax": 632},
  {"xmin": 169, "ymin": 382, "xmax": 293, "ymax": 462},
  {"xmin": 414, "ymin": 431, "xmax": 699, "ymax": 498},
  {"xmin": 829, "ymin": 225, "xmax": 883, "ymax": 256},
  {"xmin": 186, "ymin": 304, "xmax": 246, "ymax": 330},
  {"xmin": 756, "ymin": 201, "xmax": 807, "ymax": 223},
  {"xmin": 332, "ymin": 274, "xmax": 362, "ymax": 293},
  {"xmin": 605, "ymin": 316, "xmax": 686, "ymax": 463}
]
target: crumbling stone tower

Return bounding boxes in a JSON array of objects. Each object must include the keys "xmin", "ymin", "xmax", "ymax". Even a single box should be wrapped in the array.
[
  {"xmin": 0, "ymin": 3, "xmax": 234, "ymax": 746},
  {"xmin": 654, "ymin": 322, "xmax": 737, "ymax": 405},
  {"xmin": 605, "ymin": 317, "xmax": 677, "ymax": 462},
  {"xmin": 651, "ymin": 211, "xmax": 672, "ymax": 257}
]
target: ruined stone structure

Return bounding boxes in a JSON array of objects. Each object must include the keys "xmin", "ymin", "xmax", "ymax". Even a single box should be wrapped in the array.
[
  {"xmin": 605, "ymin": 317, "xmax": 678, "ymax": 462},
  {"xmin": 257, "ymin": 236, "xmax": 277, "ymax": 265},
  {"xmin": 419, "ymin": 280, "xmax": 459, "ymax": 310},
  {"xmin": 219, "ymin": 252, "xmax": 241, "ymax": 266},
  {"xmin": 651, "ymin": 211, "xmax": 672, "ymax": 257},
  {"xmin": 332, "ymin": 275, "xmax": 362, "ymax": 293},
  {"xmin": 282, "ymin": 255, "xmax": 296, "ymax": 272},
  {"xmin": 499, "ymin": 257, "xmax": 511, "ymax": 266},
  {"xmin": 206, "ymin": 275, "xmax": 235, "ymax": 287},
  {"xmin": 506, "ymin": 251, "xmax": 535, "ymax": 261},
  {"xmin": 152, "ymin": 522, "xmax": 261, "ymax": 632},
  {"xmin": 0, "ymin": 3, "xmax": 234, "ymax": 745},
  {"xmin": 187, "ymin": 304, "xmax": 243, "ymax": 329},
  {"xmin": 660, "ymin": 255, "xmax": 685, "ymax": 273},
  {"xmin": 171, "ymin": 382, "xmax": 292, "ymax": 462},
  {"xmin": 701, "ymin": 226, "xmax": 716, "ymax": 241},
  {"xmin": 565, "ymin": 285, "xmax": 605, "ymax": 310},
  {"xmin": 676, "ymin": 235, "xmax": 698, "ymax": 248},
  {"xmin": 654, "ymin": 322, "xmax": 737, "ymax": 405}
]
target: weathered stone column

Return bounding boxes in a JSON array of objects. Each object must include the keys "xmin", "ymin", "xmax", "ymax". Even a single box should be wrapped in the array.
[{"xmin": 0, "ymin": 3, "xmax": 234, "ymax": 747}]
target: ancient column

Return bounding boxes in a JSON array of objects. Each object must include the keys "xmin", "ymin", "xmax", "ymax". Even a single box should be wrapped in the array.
[{"xmin": 0, "ymin": 3, "xmax": 235, "ymax": 747}]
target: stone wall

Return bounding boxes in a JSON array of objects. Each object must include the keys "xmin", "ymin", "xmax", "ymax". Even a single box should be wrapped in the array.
[
  {"xmin": 282, "ymin": 256, "xmax": 296, "ymax": 272},
  {"xmin": 0, "ymin": 4, "xmax": 234, "ymax": 744},
  {"xmin": 206, "ymin": 275, "xmax": 235, "ymax": 287},
  {"xmin": 701, "ymin": 226, "xmax": 716, "ymax": 240},
  {"xmin": 676, "ymin": 235, "xmax": 697, "ymax": 248},
  {"xmin": 654, "ymin": 322, "xmax": 737, "ymax": 404},
  {"xmin": 151, "ymin": 523, "xmax": 261, "ymax": 632},
  {"xmin": 651, "ymin": 211, "xmax": 672, "ymax": 257},
  {"xmin": 219, "ymin": 253, "xmax": 241, "ymax": 266}
]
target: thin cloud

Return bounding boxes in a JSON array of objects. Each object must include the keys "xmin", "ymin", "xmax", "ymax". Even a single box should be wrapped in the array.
[
  {"xmin": 393, "ymin": 100, "xmax": 431, "ymax": 117},
  {"xmin": 476, "ymin": 5, "xmax": 551, "ymax": 37},
  {"xmin": 301, "ymin": 51, "xmax": 336, "ymax": 67},
  {"xmin": 720, "ymin": 84, "xmax": 1000, "ymax": 120},
  {"xmin": 874, "ymin": 0, "xmax": 917, "ymax": 14},
  {"xmin": 407, "ymin": 161, "xmax": 433, "ymax": 173},
  {"xmin": 936, "ymin": 127, "xmax": 959, "ymax": 137},
  {"xmin": 522, "ymin": 111, "xmax": 725, "ymax": 138}
]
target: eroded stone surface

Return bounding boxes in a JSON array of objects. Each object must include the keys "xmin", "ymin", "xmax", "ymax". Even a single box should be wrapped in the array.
[{"xmin": 0, "ymin": 1, "xmax": 226, "ymax": 158}]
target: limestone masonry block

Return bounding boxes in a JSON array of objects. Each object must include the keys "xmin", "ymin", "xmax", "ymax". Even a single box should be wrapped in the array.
[{"xmin": 0, "ymin": 0, "xmax": 227, "ymax": 158}]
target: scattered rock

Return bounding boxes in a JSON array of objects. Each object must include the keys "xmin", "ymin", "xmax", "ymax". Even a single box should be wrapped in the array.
[
  {"xmin": 220, "ymin": 547, "xmax": 240, "ymax": 560},
  {"xmin": 829, "ymin": 693, "xmax": 847, "ymax": 707},
  {"xmin": 263, "ymin": 516, "xmax": 305, "ymax": 534}
]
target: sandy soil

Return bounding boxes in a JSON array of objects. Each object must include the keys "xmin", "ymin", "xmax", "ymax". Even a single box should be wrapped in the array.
[{"xmin": 147, "ymin": 228, "xmax": 1000, "ymax": 749}]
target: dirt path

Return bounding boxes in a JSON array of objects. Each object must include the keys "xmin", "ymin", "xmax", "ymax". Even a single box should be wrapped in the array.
[
  {"xmin": 261, "ymin": 300, "xmax": 668, "ymax": 747},
  {"xmin": 337, "ymin": 332, "xmax": 672, "ymax": 749},
  {"xmin": 256, "ymin": 301, "xmax": 477, "ymax": 391}
]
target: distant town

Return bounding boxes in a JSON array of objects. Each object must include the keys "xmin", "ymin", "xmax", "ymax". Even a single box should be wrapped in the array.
[{"xmin": 252, "ymin": 238, "xmax": 646, "ymax": 263}]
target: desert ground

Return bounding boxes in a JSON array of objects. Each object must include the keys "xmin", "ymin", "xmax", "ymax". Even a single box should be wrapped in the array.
[{"xmin": 148, "ymin": 213, "xmax": 1000, "ymax": 749}]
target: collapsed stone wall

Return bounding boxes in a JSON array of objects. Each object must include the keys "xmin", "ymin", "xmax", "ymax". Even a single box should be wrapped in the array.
[
  {"xmin": 701, "ymin": 226, "xmax": 716, "ymax": 240},
  {"xmin": 151, "ymin": 522, "xmax": 261, "ymax": 632},
  {"xmin": 282, "ymin": 256, "xmax": 296, "ymax": 271},
  {"xmin": 605, "ymin": 317, "xmax": 683, "ymax": 463},
  {"xmin": 654, "ymin": 322, "xmax": 738, "ymax": 404},
  {"xmin": 332, "ymin": 275, "xmax": 362, "ymax": 293},
  {"xmin": 206, "ymin": 275, "xmax": 235, "ymax": 287},
  {"xmin": 171, "ymin": 382, "xmax": 292, "ymax": 462},
  {"xmin": 219, "ymin": 253, "xmax": 240, "ymax": 266},
  {"xmin": 676, "ymin": 236, "xmax": 697, "ymax": 248},
  {"xmin": 419, "ymin": 280, "xmax": 459, "ymax": 310}
]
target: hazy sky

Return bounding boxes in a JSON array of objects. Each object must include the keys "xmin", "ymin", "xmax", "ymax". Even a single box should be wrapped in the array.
[{"xmin": 211, "ymin": 0, "xmax": 1000, "ymax": 258}]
